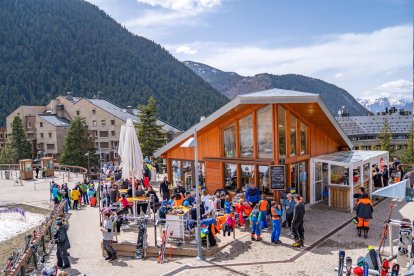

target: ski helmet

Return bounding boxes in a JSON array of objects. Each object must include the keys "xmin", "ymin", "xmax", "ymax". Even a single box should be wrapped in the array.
[{"xmin": 356, "ymin": 256, "xmax": 365, "ymax": 267}]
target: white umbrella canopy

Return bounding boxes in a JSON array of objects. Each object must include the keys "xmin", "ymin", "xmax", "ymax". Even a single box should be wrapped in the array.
[
  {"xmin": 120, "ymin": 118, "xmax": 143, "ymax": 181},
  {"xmin": 117, "ymin": 124, "xmax": 126, "ymax": 160}
]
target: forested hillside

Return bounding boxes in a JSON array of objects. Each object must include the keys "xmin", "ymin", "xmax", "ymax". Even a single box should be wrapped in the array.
[{"xmin": 0, "ymin": 0, "xmax": 228, "ymax": 130}]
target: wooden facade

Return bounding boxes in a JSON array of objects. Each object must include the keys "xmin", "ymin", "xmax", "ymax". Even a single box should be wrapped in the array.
[{"xmin": 157, "ymin": 95, "xmax": 351, "ymax": 203}]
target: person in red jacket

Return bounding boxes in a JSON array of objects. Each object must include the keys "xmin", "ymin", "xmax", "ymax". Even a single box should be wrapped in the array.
[
  {"xmin": 355, "ymin": 193, "xmax": 373, "ymax": 238},
  {"xmin": 235, "ymin": 198, "xmax": 251, "ymax": 226}
]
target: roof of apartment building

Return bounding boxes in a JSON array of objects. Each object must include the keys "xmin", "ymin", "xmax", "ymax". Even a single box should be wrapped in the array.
[
  {"xmin": 86, "ymin": 98, "xmax": 182, "ymax": 133},
  {"xmin": 336, "ymin": 114, "xmax": 412, "ymax": 136},
  {"xmin": 38, "ymin": 114, "xmax": 71, "ymax": 127}
]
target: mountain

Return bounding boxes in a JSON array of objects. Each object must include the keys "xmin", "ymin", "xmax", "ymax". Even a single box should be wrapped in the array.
[
  {"xmin": 357, "ymin": 97, "xmax": 413, "ymax": 113},
  {"xmin": 184, "ymin": 61, "xmax": 370, "ymax": 117},
  {"xmin": 0, "ymin": 0, "xmax": 229, "ymax": 130}
]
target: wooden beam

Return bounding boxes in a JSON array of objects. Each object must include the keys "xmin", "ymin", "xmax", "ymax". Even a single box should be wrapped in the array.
[
  {"xmin": 203, "ymin": 157, "xmax": 274, "ymax": 166},
  {"xmin": 273, "ymin": 104, "xmax": 278, "ymax": 165},
  {"xmin": 253, "ymin": 110, "xmax": 258, "ymax": 159},
  {"xmin": 286, "ymin": 109, "xmax": 291, "ymax": 159}
]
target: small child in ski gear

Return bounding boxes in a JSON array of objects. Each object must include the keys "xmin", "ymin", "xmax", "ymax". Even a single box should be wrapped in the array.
[
  {"xmin": 270, "ymin": 201, "xmax": 282, "ymax": 244},
  {"xmin": 250, "ymin": 205, "xmax": 262, "ymax": 241},
  {"xmin": 235, "ymin": 198, "xmax": 251, "ymax": 226},
  {"xmin": 355, "ymin": 193, "xmax": 373, "ymax": 238},
  {"xmin": 222, "ymin": 213, "xmax": 236, "ymax": 236},
  {"xmin": 258, "ymin": 194, "xmax": 269, "ymax": 230},
  {"xmin": 224, "ymin": 195, "xmax": 232, "ymax": 214}
]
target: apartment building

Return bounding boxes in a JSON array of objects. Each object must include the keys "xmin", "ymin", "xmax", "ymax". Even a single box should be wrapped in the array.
[{"xmin": 6, "ymin": 93, "xmax": 182, "ymax": 160}]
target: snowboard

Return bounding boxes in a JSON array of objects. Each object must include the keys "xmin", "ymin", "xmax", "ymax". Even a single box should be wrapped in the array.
[
  {"xmin": 338, "ymin": 250, "xmax": 345, "ymax": 276},
  {"xmin": 397, "ymin": 218, "xmax": 412, "ymax": 268},
  {"xmin": 157, "ymin": 224, "xmax": 169, "ymax": 264},
  {"xmin": 381, "ymin": 259, "xmax": 389, "ymax": 276},
  {"xmin": 369, "ymin": 248, "xmax": 380, "ymax": 270},
  {"xmin": 345, "ymin": 257, "xmax": 352, "ymax": 276},
  {"xmin": 391, "ymin": 263, "xmax": 399, "ymax": 276},
  {"xmin": 135, "ymin": 218, "xmax": 147, "ymax": 259}
]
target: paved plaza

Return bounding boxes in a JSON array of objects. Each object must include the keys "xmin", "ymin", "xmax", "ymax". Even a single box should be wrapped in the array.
[{"xmin": 0, "ymin": 177, "xmax": 413, "ymax": 275}]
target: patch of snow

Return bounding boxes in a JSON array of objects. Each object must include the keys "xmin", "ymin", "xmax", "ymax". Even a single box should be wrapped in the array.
[{"xmin": 0, "ymin": 211, "xmax": 46, "ymax": 242}]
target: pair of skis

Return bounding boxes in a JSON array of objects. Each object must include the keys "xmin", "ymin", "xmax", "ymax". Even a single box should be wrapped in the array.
[
  {"xmin": 157, "ymin": 224, "xmax": 169, "ymax": 264},
  {"xmin": 135, "ymin": 218, "xmax": 148, "ymax": 260},
  {"xmin": 338, "ymin": 251, "xmax": 352, "ymax": 276}
]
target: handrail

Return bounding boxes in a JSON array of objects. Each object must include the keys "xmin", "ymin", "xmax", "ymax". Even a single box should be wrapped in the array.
[{"xmin": 7, "ymin": 201, "xmax": 66, "ymax": 276}]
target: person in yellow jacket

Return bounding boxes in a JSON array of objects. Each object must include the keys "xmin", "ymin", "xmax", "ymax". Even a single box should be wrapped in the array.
[
  {"xmin": 71, "ymin": 188, "xmax": 81, "ymax": 210},
  {"xmin": 258, "ymin": 194, "xmax": 269, "ymax": 230}
]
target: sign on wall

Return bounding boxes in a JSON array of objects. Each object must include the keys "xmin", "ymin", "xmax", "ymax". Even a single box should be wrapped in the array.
[{"xmin": 270, "ymin": 165, "xmax": 285, "ymax": 190}]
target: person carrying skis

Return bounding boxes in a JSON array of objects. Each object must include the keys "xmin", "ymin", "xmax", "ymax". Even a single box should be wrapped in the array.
[
  {"xmin": 250, "ymin": 205, "xmax": 262, "ymax": 241},
  {"xmin": 355, "ymin": 193, "xmax": 373, "ymax": 238},
  {"xmin": 270, "ymin": 201, "xmax": 282, "ymax": 244}
]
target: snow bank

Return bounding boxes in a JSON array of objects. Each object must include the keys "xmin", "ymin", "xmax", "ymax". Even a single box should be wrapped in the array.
[{"xmin": 0, "ymin": 211, "xmax": 46, "ymax": 242}]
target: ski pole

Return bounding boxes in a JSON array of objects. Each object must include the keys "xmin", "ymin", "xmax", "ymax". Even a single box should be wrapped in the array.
[{"xmin": 169, "ymin": 231, "xmax": 173, "ymax": 261}]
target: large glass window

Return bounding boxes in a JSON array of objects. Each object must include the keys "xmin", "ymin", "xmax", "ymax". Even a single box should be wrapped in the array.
[
  {"xmin": 278, "ymin": 106, "xmax": 286, "ymax": 159},
  {"xmin": 241, "ymin": 164, "xmax": 254, "ymax": 190},
  {"xmin": 183, "ymin": 161, "xmax": 193, "ymax": 191},
  {"xmin": 223, "ymin": 125, "xmax": 236, "ymax": 158},
  {"xmin": 257, "ymin": 105, "xmax": 273, "ymax": 159},
  {"xmin": 224, "ymin": 164, "xmax": 238, "ymax": 192},
  {"xmin": 259, "ymin": 166, "xmax": 271, "ymax": 195},
  {"xmin": 239, "ymin": 115, "xmax": 254, "ymax": 157},
  {"xmin": 300, "ymin": 122, "xmax": 307, "ymax": 154},
  {"xmin": 290, "ymin": 113, "xmax": 297, "ymax": 156},
  {"xmin": 171, "ymin": 160, "xmax": 181, "ymax": 187},
  {"xmin": 331, "ymin": 165, "xmax": 348, "ymax": 185}
]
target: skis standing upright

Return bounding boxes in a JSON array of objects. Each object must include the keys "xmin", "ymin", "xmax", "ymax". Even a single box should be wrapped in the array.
[
  {"xmin": 135, "ymin": 218, "xmax": 148, "ymax": 260},
  {"xmin": 345, "ymin": 257, "xmax": 352, "ymax": 276},
  {"xmin": 397, "ymin": 218, "xmax": 412, "ymax": 268},
  {"xmin": 338, "ymin": 251, "xmax": 345, "ymax": 276},
  {"xmin": 378, "ymin": 203, "xmax": 394, "ymax": 262},
  {"xmin": 380, "ymin": 259, "xmax": 389, "ymax": 276},
  {"xmin": 391, "ymin": 263, "xmax": 399, "ymax": 276},
  {"xmin": 157, "ymin": 224, "xmax": 169, "ymax": 264}
]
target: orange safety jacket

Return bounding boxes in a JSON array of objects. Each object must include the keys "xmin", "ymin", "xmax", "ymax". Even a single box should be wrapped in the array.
[{"xmin": 259, "ymin": 199, "xmax": 268, "ymax": 212}]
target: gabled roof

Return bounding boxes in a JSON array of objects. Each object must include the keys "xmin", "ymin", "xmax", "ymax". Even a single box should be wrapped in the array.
[
  {"xmin": 155, "ymin": 88, "xmax": 353, "ymax": 157},
  {"xmin": 38, "ymin": 114, "xmax": 70, "ymax": 127}
]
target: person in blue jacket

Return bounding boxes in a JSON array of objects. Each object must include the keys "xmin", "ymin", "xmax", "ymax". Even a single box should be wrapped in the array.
[
  {"xmin": 250, "ymin": 205, "xmax": 262, "ymax": 241},
  {"xmin": 182, "ymin": 192, "xmax": 195, "ymax": 207},
  {"xmin": 270, "ymin": 201, "xmax": 283, "ymax": 244},
  {"xmin": 245, "ymin": 182, "xmax": 260, "ymax": 208}
]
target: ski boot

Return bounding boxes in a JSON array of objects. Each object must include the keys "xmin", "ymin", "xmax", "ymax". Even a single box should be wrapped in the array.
[
  {"xmin": 251, "ymin": 234, "xmax": 256, "ymax": 241},
  {"xmin": 358, "ymin": 227, "xmax": 362, "ymax": 237},
  {"xmin": 300, "ymin": 239, "xmax": 304, "ymax": 247},
  {"xmin": 256, "ymin": 236, "xmax": 262, "ymax": 241},
  {"xmin": 363, "ymin": 227, "xmax": 369, "ymax": 239}
]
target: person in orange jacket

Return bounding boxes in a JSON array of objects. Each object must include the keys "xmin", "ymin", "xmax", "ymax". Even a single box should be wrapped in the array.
[
  {"xmin": 258, "ymin": 194, "xmax": 269, "ymax": 230},
  {"xmin": 355, "ymin": 193, "xmax": 373, "ymax": 238}
]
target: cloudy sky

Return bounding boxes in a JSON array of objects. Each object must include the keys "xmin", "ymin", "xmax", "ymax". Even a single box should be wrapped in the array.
[{"xmin": 86, "ymin": 0, "xmax": 413, "ymax": 100}]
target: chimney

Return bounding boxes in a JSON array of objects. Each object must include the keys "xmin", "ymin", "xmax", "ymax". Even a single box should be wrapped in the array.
[
  {"xmin": 126, "ymin": 106, "xmax": 134, "ymax": 114},
  {"xmin": 200, "ymin": 116, "xmax": 206, "ymax": 122},
  {"xmin": 66, "ymin": 92, "xmax": 73, "ymax": 101}
]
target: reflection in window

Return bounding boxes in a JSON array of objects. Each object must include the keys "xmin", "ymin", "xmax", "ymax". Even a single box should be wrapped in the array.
[
  {"xmin": 259, "ymin": 166, "xmax": 271, "ymax": 195},
  {"xmin": 278, "ymin": 107, "xmax": 286, "ymax": 159},
  {"xmin": 198, "ymin": 162, "xmax": 205, "ymax": 187},
  {"xmin": 183, "ymin": 161, "xmax": 193, "ymax": 190},
  {"xmin": 257, "ymin": 105, "xmax": 273, "ymax": 159},
  {"xmin": 290, "ymin": 113, "xmax": 297, "ymax": 156},
  {"xmin": 239, "ymin": 115, "xmax": 253, "ymax": 157},
  {"xmin": 224, "ymin": 164, "xmax": 238, "ymax": 192},
  {"xmin": 300, "ymin": 122, "xmax": 307, "ymax": 154},
  {"xmin": 171, "ymin": 160, "xmax": 181, "ymax": 187},
  {"xmin": 353, "ymin": 167, "xmax": 361, "ymax": 185},
  {"xmin": 241, "ymin": 164, "xmax": 254, "ymax": 190},
  {"xmin": 223, "ymin": 125, "xmax": 236, "ymax": 158},
  {"xmin": 363, "ymin": 163, "xmax": 370, "ymax": 184},
  {"xmin": 331, "ymin": 165, "xmax": 348, "ymax": 185}
]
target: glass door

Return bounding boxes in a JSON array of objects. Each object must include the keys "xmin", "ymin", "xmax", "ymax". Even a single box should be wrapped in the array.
[
  {"xmin": 290, "ymin": 161, "xmax": 308, "ymax": 202},
  {"xmin": 314, "ymin": 162, "xmax": 328, "ymax": 203}
]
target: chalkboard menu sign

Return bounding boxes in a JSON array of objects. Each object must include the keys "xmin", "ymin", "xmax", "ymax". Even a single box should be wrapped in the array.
[{"xmin": 270, "ymin": 165, "xmax": 285, "ymax": 190}]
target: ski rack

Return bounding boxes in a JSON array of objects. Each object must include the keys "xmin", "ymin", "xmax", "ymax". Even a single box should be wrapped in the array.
[{"xmin": 381, "ymin": 219, "xmax": 411, "ymax": 260}]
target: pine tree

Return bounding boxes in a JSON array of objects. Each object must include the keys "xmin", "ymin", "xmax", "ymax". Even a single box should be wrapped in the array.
[
  {"xmin": 0, "ymin": 116, "xmax": 32, "ymax": 163},
  {"xmin": 378, "ymin": 118, "xmax": 394, "ymax": 155},
  {"xmin": 401, "ymin": 128, "xmax": 414, "ymax": 164},
  {"xmin": 60, "ymin": 117, "xmax": 95, "ymax": 168},
  {"xmin": 136, "ymin": 96, "xmax": 166, "ymax": 157}
]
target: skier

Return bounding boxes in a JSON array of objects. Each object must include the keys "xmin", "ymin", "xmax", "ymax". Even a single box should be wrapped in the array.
[
  {"xmin": 355, "ymin": 193, "xmax": 373, "ymax": 238},
  {"xmin": 258, "ymin": 194, "xmax": 269, "ymax": 230},
  {"xmin": 54, "ymin": 217, "xmax": 71, "ymax": 269},
  {"xmin": 292, "ymin": 194, "xmax": 305, "ymax": 247},
  {"xmin": 270, "ymin": 201, "xmax": 282, "ymax": 244},
  {"xmin": 101, "ymin": 212, "xmax": 117, "ymax": 261},
  {"xmin": 245, "ymin": 182, "xmax": 260, "ymax": 208},
  {"xmin": 250, "ymin": 205, "xmax": 262, "ymax": 241}
]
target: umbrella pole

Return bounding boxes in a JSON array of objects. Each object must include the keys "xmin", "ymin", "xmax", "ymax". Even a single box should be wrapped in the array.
[{"xmin": 132, "ymin": 176, "xmax": 137, "ymax": 218}]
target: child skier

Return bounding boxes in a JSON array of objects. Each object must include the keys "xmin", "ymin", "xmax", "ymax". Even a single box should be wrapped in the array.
[
  {"xmin": 258, "ymin": 194, "xmax": 269, "ymax": 230},
  {"xmin": 222, "ymin": 213, "xmax": 236, "ymax": 236},
  {"xmin": 271, "ymin": 201, "xmax": 283, "ymax": 244},
  {"xmin": 250, "ymin": 205, "xmax": 262, "ymax": 241},
  {"xmin": 355, "ymin": 193, "xmax": 373, "ymax": 238}
]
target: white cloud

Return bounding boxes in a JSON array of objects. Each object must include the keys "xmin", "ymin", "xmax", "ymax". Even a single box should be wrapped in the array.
[
  {"xmin": 172, "ymin": 25, "xmax": 412, "ymax": 79},
  {"xmin": 362, "ymin": 79, "xmax": 413, "ymax": 99},
  {"xmin": 126, "ymin": 0, "xmax": 222, "ymax": 28},
  {"xmin": 334, "ymin": 73, "xmax": 344, "ymax": 78},
  {"xmin": 176, "ymin": 45, "xmax": 198, "ymax": 55}
]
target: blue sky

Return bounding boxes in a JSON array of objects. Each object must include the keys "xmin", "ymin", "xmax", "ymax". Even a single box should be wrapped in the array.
[{"xmin": 86, "ymin": 0, "xmax": 413, "ymax": 100}]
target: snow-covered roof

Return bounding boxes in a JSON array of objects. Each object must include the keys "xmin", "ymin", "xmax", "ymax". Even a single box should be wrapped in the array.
[{"xmin": 155, "ymin": 88, "xmax": 352, "ymax": 157}]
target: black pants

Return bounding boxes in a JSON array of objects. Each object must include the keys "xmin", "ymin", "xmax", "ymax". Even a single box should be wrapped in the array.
[
  {"xmin": 56, "ymin": 249, "xmax": 70, "ymax": 267},
  {"xmin": 286, "ymin": 213, "xmax": 293, "ymax": 228},
  {"xmin": 292, "ymin": 222, "xmax": 304, "ymax": 241},
  {"xmin": 103, "ymin": 240, "xmax": 116, "ymax": 258},
  {"xmin": 73, "ymin": 200, "xmax": 79, "ymax": 209},
  {"xmin": 137, "ymin": 203, "xmax": 147, "ymax": 215}
]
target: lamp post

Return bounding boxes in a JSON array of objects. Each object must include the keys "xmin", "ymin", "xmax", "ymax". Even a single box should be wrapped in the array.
[{"xmin": 194, "ymin": 128, "xmax": 203, "ymax": 260}]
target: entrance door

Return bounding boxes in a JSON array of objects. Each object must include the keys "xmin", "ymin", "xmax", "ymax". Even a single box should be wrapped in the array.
[
  {"xmin": 290, "ymin": 161, "xmax": 308, "ymax": 203},
  {"xmin": 314, "ymin": 162, "xmax": 328, "ymax": 203}
]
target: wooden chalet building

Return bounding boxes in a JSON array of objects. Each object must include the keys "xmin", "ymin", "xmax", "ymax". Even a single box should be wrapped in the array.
[{"xmin": 155, "ymin": 89, "xmax": 386, "ymax": 209}]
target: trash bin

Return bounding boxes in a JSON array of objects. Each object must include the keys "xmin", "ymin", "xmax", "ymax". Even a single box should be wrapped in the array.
[{"xmin": 5, "ymin": 171, "xmax": 10, "ymax": 179}]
